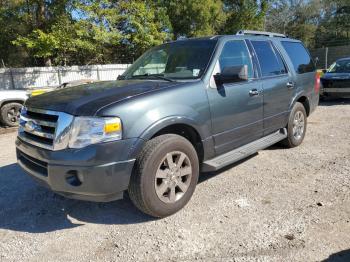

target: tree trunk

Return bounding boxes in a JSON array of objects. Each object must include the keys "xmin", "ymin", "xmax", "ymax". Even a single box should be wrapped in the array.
[
  {"xmin": 36, "ymin": 0, "xmax": 46, "ymax": 29},
  {"xmin": 45, "ymin": 58, "xmax": 52, "ymax": 67}
]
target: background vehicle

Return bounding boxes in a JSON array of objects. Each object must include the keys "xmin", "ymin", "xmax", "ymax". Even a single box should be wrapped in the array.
[
  {"xmin": 16, "ymin": 31, "xmax": 319, "ymax": 218},
  {"xmin": 0, "ymin": 90, "xmax": 28, "ymax": 127},
  {"xmin": 29, "ymin": 79, "xmax": 97, "ymax": 97},
  {"xmin": 321, "ymin": 57, "xmax": 350, "ymax": 98}
]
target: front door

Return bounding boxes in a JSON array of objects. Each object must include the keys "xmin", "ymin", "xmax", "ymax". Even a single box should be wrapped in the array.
[{"xmin": 206, "ymin": 40, "xmax": 264, "ymax": 156}]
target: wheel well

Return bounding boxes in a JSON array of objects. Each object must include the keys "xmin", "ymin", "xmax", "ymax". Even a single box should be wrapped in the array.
[
  {"xmin": 297, "ymin": 96, "xmax": 310, "ymax": 116},
  {"xmin": 0, "ymin": 100, "xmax": 24, "ymax": 108},
  {"xmin": 151, "ymin": 124, "xmax": 204, "ymax": 163}
]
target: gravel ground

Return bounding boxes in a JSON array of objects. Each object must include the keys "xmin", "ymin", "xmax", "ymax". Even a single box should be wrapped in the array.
[{"xmin": 0, "ymin": 99, "xmax": 349, "ymax": 262}]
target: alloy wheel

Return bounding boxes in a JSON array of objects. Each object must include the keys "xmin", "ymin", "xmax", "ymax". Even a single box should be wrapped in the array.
[
  {"xmin": 154, "ymin": 151, "xmax": 192, "ymax": 203},
  {"xmin": 293, "ymin": 111, "xmax": 305, "ymax": 140}
]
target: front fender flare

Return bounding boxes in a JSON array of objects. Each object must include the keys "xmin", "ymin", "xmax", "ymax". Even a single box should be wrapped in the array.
[
  {"xmin": 126, "ymin": 116, "xmax": 210, "ymax": 160},
  {"xmin": 139, "ymin": 115, "xmax": 208, "ymax": 141}
]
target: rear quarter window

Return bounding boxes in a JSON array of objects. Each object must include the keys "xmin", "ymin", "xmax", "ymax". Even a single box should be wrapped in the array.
[{"xmin": 281, "ymin": 41, "xmax": 315, "ymax": 74}]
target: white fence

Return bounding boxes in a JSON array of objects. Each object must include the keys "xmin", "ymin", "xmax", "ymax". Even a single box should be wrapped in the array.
[{"xmin": 0, "ymin": 64, "xmax": 130, "ymax": 90}]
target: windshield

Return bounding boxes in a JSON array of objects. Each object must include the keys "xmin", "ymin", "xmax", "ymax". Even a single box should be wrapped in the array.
[
  {"xmin": 122, "ymin": 40, "xmax": 217, "ymax": 80},
  {"xmin": 328, "ymin": 59, "xmax": 350, "ymax": 73}
]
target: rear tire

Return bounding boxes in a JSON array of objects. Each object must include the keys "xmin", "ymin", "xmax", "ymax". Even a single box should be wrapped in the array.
[
  {"xmin": 128, "ymin": 134, "xmax": 199, "ymax": 218},
  {"xmin": 0, "ymin": 102, "xmax": 22, "ymax": 127},
  {"xmin": 281, "ymin": 102, "xmax": 307, "ymax": 148}
]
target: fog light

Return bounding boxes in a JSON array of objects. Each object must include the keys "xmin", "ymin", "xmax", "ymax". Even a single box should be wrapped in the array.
[{"xmin": 66, "ymin": 170, "xmax": 82, "ymax": 187}]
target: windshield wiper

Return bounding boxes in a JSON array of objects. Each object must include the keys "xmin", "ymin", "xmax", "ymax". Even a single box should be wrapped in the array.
[{"xmin": 130, "ymin": 74, "xmax": 175, "ymax": 82}]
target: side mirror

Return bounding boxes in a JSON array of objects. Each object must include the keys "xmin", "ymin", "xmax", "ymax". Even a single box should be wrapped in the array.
[
  {"xmin": 214, "ymin": 65, "xmax": 248, "ymax": 86},
  {"xmin": 322, "ymin": 69, "xmax": 327, "ymax": 74}
]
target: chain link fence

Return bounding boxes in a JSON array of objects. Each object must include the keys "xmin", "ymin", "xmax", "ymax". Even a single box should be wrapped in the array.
[{"xmin": 310, "ymin": 45, "xmax": 350, "ymax": 69}]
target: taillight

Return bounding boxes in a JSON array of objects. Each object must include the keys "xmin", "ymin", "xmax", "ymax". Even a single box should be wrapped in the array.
[{"xmin": 315, "ymin": 72, "xmax": 321, "ymax": 93}]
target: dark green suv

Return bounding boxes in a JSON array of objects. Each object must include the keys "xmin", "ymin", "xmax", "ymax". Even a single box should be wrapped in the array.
[{"xmin": 16, "ymin": 30, "xmax": 320, "ymax": 217}]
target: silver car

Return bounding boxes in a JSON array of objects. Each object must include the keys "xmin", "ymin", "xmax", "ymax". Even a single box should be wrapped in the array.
[{"xmin": 0, "ymin": 90, "xmax": 28, "ymax": 127}]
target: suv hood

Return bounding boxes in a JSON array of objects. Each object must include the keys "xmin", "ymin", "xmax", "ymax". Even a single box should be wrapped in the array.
[{"xmin": 25, "ymin": 80, "xmax": 180, "ymax": 116}]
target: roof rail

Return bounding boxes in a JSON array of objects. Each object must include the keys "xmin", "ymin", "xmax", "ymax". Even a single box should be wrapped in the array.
[{"xmin": 236, "ymin": 30, "xmax": 286, "ymax": 38}]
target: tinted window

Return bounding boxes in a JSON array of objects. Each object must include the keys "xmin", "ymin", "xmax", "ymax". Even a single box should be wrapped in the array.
[
  {"xmin": 251, "ymin": 41, "xmax": 287, "ymax": 77},
  {"xmin": 219, "ymin": 40, "xmax": 253, "ymax": 78},
  {"xmin": 281, "ymin": 41, "xmax": 315, "ymax": 74},
  {"xmin": 328, "ymin": 59, "xmax": 350, "ymax": 73},
  {"xmin": 273, "ymin": 45, "xmax": 288, "ymax": 74}
]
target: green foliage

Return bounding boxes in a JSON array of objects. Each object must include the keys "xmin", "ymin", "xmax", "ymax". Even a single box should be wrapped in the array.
[
  {"xmin": 222, "ymin": 0, "xmax": 268, "ymax": 34},
  {"xmin": 266, "ymin": 0, "xmax": 350, "ymax": 48},
  {"xmin": 114, "ymin": 1, "xmax": 172, "ymax": 60},
  {"xmin": 0, "ymin": 0, "xmax": 349, "ymax": 67},
  {"xmin": 161, "ymin": 0, "xmax": 225, "ymax": 38}
]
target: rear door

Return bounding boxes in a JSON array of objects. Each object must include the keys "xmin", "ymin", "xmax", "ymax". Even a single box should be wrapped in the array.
[
  {"xmin": 250, "ymin": 40, "xmax": 294, "ymax": 135},
  {"xmin": 206, "ymin": 39, "xmax": 263, "ymax": 155},
  {"xmin": 280, "ymin": 41, "xmax": 317, "ymax": 106}
]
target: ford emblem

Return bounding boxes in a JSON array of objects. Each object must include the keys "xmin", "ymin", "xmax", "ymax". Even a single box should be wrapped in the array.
[{"xmin": 25, "ymin": 121, "xmax": 39, "ymax": 132}]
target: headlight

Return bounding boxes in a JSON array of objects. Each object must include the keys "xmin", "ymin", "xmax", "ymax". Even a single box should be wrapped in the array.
[{"xmin": 68, "ymin": 117, "xmax": 122, "ymax": 148}]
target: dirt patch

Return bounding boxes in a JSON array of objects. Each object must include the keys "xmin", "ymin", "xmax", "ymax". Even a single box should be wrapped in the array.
[{"xmin": 0, "ymin": 127, "xmax": 17, "ymax": 135}]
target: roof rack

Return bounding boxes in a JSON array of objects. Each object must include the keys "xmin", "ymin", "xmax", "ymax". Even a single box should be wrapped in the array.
[{"xmin": 236, "ymin": 30, "xmax": 286, "ymax": 38}]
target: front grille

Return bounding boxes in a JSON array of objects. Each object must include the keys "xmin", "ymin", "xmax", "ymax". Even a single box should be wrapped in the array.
[
  {"xmin": 19, "ymin": 108, "xmax": 58, "ymax": 150},
  {"xmin": 17, "ymin": 149, "xmax": 48, "ymax": 177},
  {"xmin": 322, "ymin": 79, "xmax": 350, "ymax": 89},
  {"xmin": 18, "ymin": 107, "xmax": 74, "ymax": 151}
]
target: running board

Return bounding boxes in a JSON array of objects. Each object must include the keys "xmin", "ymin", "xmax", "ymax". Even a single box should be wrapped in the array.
[{"xmin": 202, "ymin": 128, "xmax": 287, "ymax": 172}]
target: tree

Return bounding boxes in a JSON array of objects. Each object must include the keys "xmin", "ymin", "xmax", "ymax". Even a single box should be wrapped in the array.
[
  {"xmin": 221, "ymin": 0, "xmax": 268, "ymax": 34},
  {"xmin": 114, "ymin": 0, "xmax": 172, "ymax": 61},
  {"xmin": 265, "ymin": 0, "xmax": 350, "ymax": 48},
  {"xmin": 2, "ymin": 0, "xmax": 349, "ymax": 67},
  {"xmin": 314, "ymin": 0, "xmax": 350, "ymax": 47},
  {"xmin": 65, "ymin": 0, "xmax": 172, "ymax": 62},
  {"xmin": 160, "ymin": 0, "xmax": 225, "ymax": 38},
  {"xmin": 0, "ymin": 0, "xmax": 35, "ymax": 67},
  {"xmin": 1, "ymin": 0, "xmax": 77, "ymax": 66}
]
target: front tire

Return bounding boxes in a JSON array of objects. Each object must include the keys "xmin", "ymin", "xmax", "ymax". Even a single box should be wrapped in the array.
[
  {"xmin": 128, "ymin": 134, "xmax": 199, "ymax": 218},
  {"xmin": 281, "ymin": 102, "xmax": 307, "ymax": 148},
  {"xmin": 0, "ymin": 102, "xmax": 22, "ymax": 127}
]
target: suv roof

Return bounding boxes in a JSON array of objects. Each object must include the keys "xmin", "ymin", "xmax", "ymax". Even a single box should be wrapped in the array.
[
  {"xmin": 175, "ymin": 30, "xmax": 300, "ymax": 43},
  {"xmin": 236, "ymin": 30, "xmax": 286, "ymax": 38}
]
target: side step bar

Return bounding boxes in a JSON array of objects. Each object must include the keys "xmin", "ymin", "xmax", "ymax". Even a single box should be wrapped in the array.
[{"xmin": 202, "ymin": 128, "xmax": 287, "ymax": 172}]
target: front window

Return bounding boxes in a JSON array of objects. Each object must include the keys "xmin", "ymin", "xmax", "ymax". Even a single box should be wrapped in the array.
[
  {"xmin": 328, "ymin": 59, "xmax": 350, "ymax": 73},
  {"xmin": 122, "ymin": 40, "xmax": 217, "ymax": 80},
  {"xmin": 219, "ymin": 40, "xmax": 254, "ymax": 78}
]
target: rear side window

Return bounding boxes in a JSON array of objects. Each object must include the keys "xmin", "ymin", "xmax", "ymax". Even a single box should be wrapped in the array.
[
  {"xmin": 251, "ymin": 41, "xmax": 287, "ymax": 77},
  {"xmin": 281, "ymin": 41, "xmax": 315, "ymax": 74}
]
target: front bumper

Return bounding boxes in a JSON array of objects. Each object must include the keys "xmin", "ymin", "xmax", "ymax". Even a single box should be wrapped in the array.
[
  {"xmin": 16, "ymin": 137, "xmax": 142, "ymax": 202},
  {"xmin": 321, "ymin": 87, "xmax": 350, "ymax": 97}
]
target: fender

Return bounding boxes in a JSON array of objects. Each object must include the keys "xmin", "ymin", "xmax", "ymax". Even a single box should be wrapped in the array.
[
  {"xmin": 140, "ymin": 115, "xmax": 209, "ymax": 141},
  {"xmin": 289, "ymin": 90, "xmax": 310, "ymax": 112},
  {"xmin": 126, "ymin": 115, "xmax": 215, "ymax": 161}
]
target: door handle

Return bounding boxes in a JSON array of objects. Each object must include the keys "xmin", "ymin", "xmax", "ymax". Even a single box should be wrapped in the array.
[
  {"xmin": 286, "ymin": 82, "xmax": 295, "ymax": 89},
  {"xmin": 249, "ymin": 89, "xmax": 260, "ymax": 97}
]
